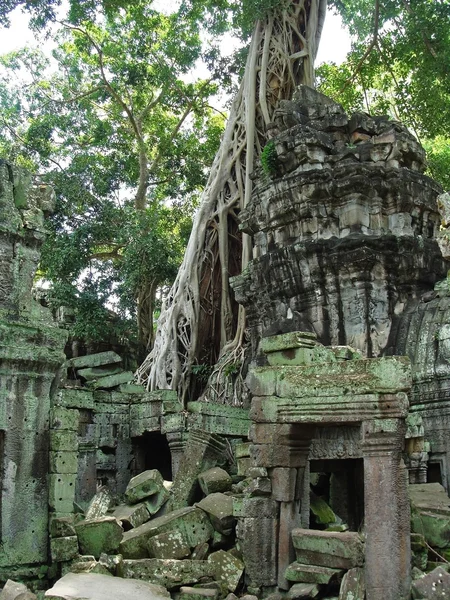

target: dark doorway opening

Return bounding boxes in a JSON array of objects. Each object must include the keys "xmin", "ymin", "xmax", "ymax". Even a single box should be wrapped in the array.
[
  {"xmin": 133, "ymin": 431, "xmax": 172, "ymax": 481},
  {"xmin": 427, "ymin": 461, "xmax": 443, "ymax": 484},
  {"xmin": 310, "ymin": 458, "xmax": 365, "ymax": 532}
]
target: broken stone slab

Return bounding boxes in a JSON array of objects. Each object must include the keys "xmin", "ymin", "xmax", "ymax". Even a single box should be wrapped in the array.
[
  {"xmin": 93, "ymin": 371, "xmax": 134, "ymax": 389},
  {"xmin": 125, "ymin": 470, "xmax": 165, "ymax": 504},
  {"xmin": 85, "ymin": 488, "xmax": 113, "ymax": 520},
  {"xmin": 285, "ymin": 563, "xmax": 344, "ymax": 585},
  {"xmin": 77, "ymin": 366, "xmax": 123, "ymax": 381},
  {"xmin": 411, "ymin": 566, "xmax": 450, "ymax": 599},
  {"xmin": 121, "ymin": 559, "xmax": 214, "ymax": 590},
  {"xmin": 66, "ymin": 561, "xmax": 111, "ymax": 576},
  {"xmin": 144, "ymin": 487, "xmax": 170, "ymax": 515},
  {"xmin": 198, "ymin": 468, "xmax": 232, "ymax": 495},
  {"xmin": 0, "ymin": 580, "xmax": 33, "ymax": 600},
  {"xmin": 50, "ymin": 536, "xmax": 79, "ymax": 562},
  {"xmin": 191, "ymin": 542, "xmax": 210, "ymax": 561},
  {"xmin": 310, "ymin": 492, "xmax": 339, "ymax": 527},
  {"xmin": 50, "ymin": 517, "xmax": 76, "ymax": 538},
  {"xmin": 67, "ymin": 352, "xmax": 122, "ymax": 369},
  {"xmin": 112, "ymin": 503, "xmax": 151, "ymax": 530},
  {"xmin": 286, "ymin": 583, "xmax": 320, "ymax": 599},
  {"xmin": 75, "ymin": 516, "xmax": 123, "ymax": 558},
  {"xmin": 291, "ymin": 529, "xmax": 364, "ymax": 569},
  {"xmin": 207, "ymin": 550, "xmax": 245, "ymax": 592},
  {"xmin": 147, "ymin": 530, "xmax": 191, "ymax": 559},
  {"xmin": 120, "ymin": 507, "xmax": 214, "ymax": 559},
  {"xmin": 338, "ymin": 567, "xmax": 365, "ymax": 600},
  {"xmin": 98, "ymin": 553, "xmax": 123, "ymax": 575},
  {"xmin": 44, "ymin": 572, "xmax": 170, "ymax": 600},
  {"xmin": 196, "ymin": 493, "xmax": 236, "ymax": 535}
]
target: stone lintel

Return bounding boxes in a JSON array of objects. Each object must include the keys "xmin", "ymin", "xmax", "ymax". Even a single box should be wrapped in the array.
[
  {"xmin": 261, "ymin": 332, "xmax": 318, "ymax": 353},
  {"xmin": 250, "ymin": 393, "xmax": 409, "ymax": 424}
]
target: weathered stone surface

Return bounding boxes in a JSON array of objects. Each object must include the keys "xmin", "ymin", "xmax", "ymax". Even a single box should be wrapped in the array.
[
  {"xmin": 0, "ymin": 580, "xmax": 31, "ymax": 600},
  {"xmin": 411, "ymin": 566, "xmax": 450, "ymax": 599},
  {"xmin": 285, "ymin": 563, "xmax": 343, "ymax": 585},
  {"xmin": 286, "ymin": 583, "xmax": 320, "ymax": 599},
  {"xmin": 196, "ymin": 493, "xmax": 235, "ymax": 534},
  {"xmin": 120, "ymin": 507, "xmax": 214, "ymax": 559},
  {"xmin": 121, "ymin": 559, "xmax": 214, "ymax": 590},
  {"xmin": 50, "ymin": 517, "xmax": 76, "ymax": 538},
  {"xmin": 338, "ymin": 567, "xmax": 365, "ymax": 600},
  {"xmin": 44, "ymin": 572, "xmax": 169, "ymax": 600},
  {"xmin": 112, "ymin": 503, "xmax": 150, "ymax": 530},
  {"xmin": 85, "ymin": 488, "xmax": 113, "ymax": 520},
  {"xmin": 75, "ymin": 517, "xmax": 123, "ymax": 558},
  {"xmin": 144, "ymin": 487, "xmax": 170, "ymax": 515},
  {"xmin": 410, "ymin": 483, "xmax": 450, "ymax": 548},
  {"xmin": 67, "ymin": 352, "xmax": 122, "ymax": 369},
  {"xmin": 207, "ymin": 551, "xmax": 244, "ymax": 592},
  {"xmin": 186, "ymin": 403, "xmax": 250, "ymax": 437},
  {"xmin": 125, "ymin": 470, "xmax": 165, "ymax": 504},
  {"xmin": 50, "ymin": 536, "xmax": 79, "ymax": 562},
  {"xmin": 147, "ymin": 531, "xmax": 191, "ymax": 559},
  {"xmin": 77, "ymin": 365, "xmax": 123, "ymax": 381},
  {"xmin": 178, "ymin": 586, "xmax": 218, "ymax": 600},
  {"xmin": 198, "ymin": 468, "xmax": 232, "ymax": 495},
  {"xmin": 292, "ymin": 529, "xmax": 364, "ymax": 569},
  {"xmin": 411, "ymin": 533, "xmax": 428, "ymax": 571},
  {"xmin": 98, "ymin": 553, "xmax": 123, "ymax": 575}
]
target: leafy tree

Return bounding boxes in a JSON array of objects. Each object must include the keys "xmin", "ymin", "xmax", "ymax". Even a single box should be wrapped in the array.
[{"xmin": 0, "ymin": 1, "xmax": 227, "ymax": 351}]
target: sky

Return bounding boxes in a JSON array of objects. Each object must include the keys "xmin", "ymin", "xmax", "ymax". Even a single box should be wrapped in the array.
[{"xmin": 0, "ymin": 4, "xmax": 352, "ymax": 65}]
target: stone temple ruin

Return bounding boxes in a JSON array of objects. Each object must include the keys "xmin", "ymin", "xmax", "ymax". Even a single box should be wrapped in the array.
[{"xmin": 2, "ymin": 86, "xmax": 450, "ymax": 600}]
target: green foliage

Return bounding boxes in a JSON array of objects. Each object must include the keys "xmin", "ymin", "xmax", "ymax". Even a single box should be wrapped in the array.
[
  {"xmin": 223, "ymin": 361, "xmax": 241, "ymax": 377},
  {"xmin": 261, "ymin": 140, "xmax": 279, "ymax": 177},
  {"xmin": 191, "ymin": 363, "xmax": 212, "ymax": 382}
]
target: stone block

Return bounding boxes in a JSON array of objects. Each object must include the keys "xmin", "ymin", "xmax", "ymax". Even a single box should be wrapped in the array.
[
  {"xmin": 0, "ymin": 580, "xmax": 30, "ymax": 600},
  {"xmin": 270, "ymin": 468, "xmax": 297, "ymax": 502},
  {"xmin": 93, "ymin": 372, "xmax": 134, "ymax": 389},
  {"xmin": 85, "ymin": 488, "xmax": 113, "ymax": 520},
  {"xmin": 75, "ymin": 517, "xmax": 123, "ymax": 559},
  {"xmin": 411, "ymin": 566, "xmax": 450, "ymax": 599},
  {"xmin": 208, "ymin": 551, "xmax": 244, "ymax": 592},
  {"xmin": 120, "ymin": 507, "xmax": 214, "ymax": 559},
  {"xmin": 48, "ymin": 474, "xmax": 76, "ymax": 507},
  {"xmin": 147, "ymin": 531, "xmax": 190, "ymax": 559},
  {"xmin": 50, "ymin": 517, "xmax": 76, "ymax": 538},
  {"xmin": 285, "ymin": 562, "xmax": 343, "ymax": 585},
  {"xmin": 235, "ymin": 443, "xmax": 251, "ymax": 458},
  {"xmin": 44, "ymin": 572, "xmax": 170, "ymax": 600},
  {"xmin": 198, "ymin": 468, "xmax": 232, "ymax": 495},
  {"xmin": 261, "ymin": 332, "xmax": 317, "ymax": 353},
  {"xmin": 50, "ymin": 536, "xmax": 79, "ymax": 562},
  {"xmin": 286, "ymin": 583, "xmax": 320, "ymax": 599},
  {"xmin": 67, "ymin": 352, "xmax": 122, "ymax": 369},
  {"xmin": 196, "ymin": 493, "xmax": 235, "ymax": 535},
  {"xmin": 144, "ymin": 487, "xmax": 170, "ymax": 515},
  {"xmin": 178, "ymin": 587, "xmax": 218, "ymax": 600},
  {"xmin": 112, "ymin": 503, "xmax": 150, "ymax": 530},
  {"xmin": 247, "ymin": 476, "xmax": 271, "ymax": 496},
  {"xmin": 411, "ymin": 533, "xmax": 428, "ymax": 571},
  {"xmin": 410, "ymin": 483, "xmax": 450, "ymax": 548},
  {"xmin": 98, "ymin": 553, "xmax": 123, "ymax": 575},
  {"xmin": 310, "ymin": 493, "xmax": 337, "ymax": 526},
  {"xmin": 50, "ymin": 431, "xmax": 78, "ymax": 452},
  {"xmin": 49, "ymin": 451, "xmax": 78, "ymax": 474},
  {"xmin": 125, "ymin": 470, "xmax": 165, "ymax": 504},
  {"xmin": 338, "ymin": 567, "xmax": 365, "ymax": 600},
  {"xmin": 121, "ymin": 559, "xmax": 214, "ymax": 590},
  {"xmin": 236, "ymin": 517, "xmax": 278, "ymax": 587},
  {"xmin": 50, "ymin": 407, "xmax": 79, "ymax": 431},
  {"xmin": 77, "ymin": 366, "xmax": 123, "ymax": 381},
  {"xmin": 56, "ymin": 389, "xmax": 94, "ymax": 409},
  {"xmin": 237, "ymin": 458, "xmax": 252, "ymax": 477},
  {"xmin": 292, "ymin": 529, "xmax": 364, "ymax": 569}
]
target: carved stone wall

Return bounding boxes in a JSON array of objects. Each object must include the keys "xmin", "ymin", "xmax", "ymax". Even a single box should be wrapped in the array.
[
  {"xmin": 0, "ymin": 161, "xmax": 67, "ymax": 580},
  {"xmin": 232, "ymin": 86, "xmax": 447, "ymax": 358}
]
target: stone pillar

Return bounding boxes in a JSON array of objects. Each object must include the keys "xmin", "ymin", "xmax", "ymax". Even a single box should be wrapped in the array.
[
  {"xmin": 362, "ymin": 418, "xmax": 410, "ymax": 600},
  {"xmin": 166, "ymin": 431, "xmax": 186, "ymax": 477}
]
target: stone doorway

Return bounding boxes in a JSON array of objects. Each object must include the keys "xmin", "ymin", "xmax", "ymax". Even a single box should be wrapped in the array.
[{"xmin": 132, "ymin": 431, "xmax": 172, "ymax": 481}]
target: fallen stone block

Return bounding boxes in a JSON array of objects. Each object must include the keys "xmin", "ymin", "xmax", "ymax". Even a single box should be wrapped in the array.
[
  {"xmin": 285, "ymin": 562, "xmax": 343, "ymax": 585},
  {"xmin": 148, "ymin": 531, "xmax": 191, "ymax": 559},
  {"xmin": 44, "ymin": 572, "xmax": 170, "ymax": 600},
  {"xmin": 411, "ymin": 533, "xmax": 428, "ymax": 571},
  {"xmin": 75, "ymin": 516, "xmax": 123, "ymax": 558},
  {"xmin": 93, "ymin": 371, "xmax": 134, "ymax": 389},
  {"xmin": 198, "ymin": 468, "xmax": 232, "ymax": 495},
  {"xmin": 50, "ymin": 517, "xmax": 76, "ymax": 538},
  {"xmin": 286, "ymin": 583, "xmax": 320, "ymax": 599},
  {"xmin": 410, "ymin": 483, "xmax": 450, "ymax": 549},
  {"xmin": 121, "ymin": 559, "xmax": 214, "ymax": 590},
  {"xmin": 77, "ymin": 365, "xmax": 123, "ymax": 381},
  {"xmin": 0, "ymin": 580, "xmax": 32, "ymax": 600},
  {"xmin": 68, "ymin": 561, "xmax": 111, "ymax": 576},
  {"xmin": 178, "ymin": 587, "xmax": 219, "ymax": 600},
  {"xmin": 125, "ymin": 470, "xmax": 165, "ymax": 504},
  {"xmin": 67, "ymin": 352, "xmax": 122, "ymax": 369},
  {"xmin": 338, "ymin": 567, "xmax": 365, "ymax": 600},
  {"xmin": 145, "ymin": 487, "xmax": 170, "ymax": 515},
  {"xmin": 51, "ymin": 536, "xmax": 79, "ymax": 562},
  {"xmin": 291, "ymin": 529, "xmax": 364, "ymax": 569},
  {"xmin": 85, "ymin": 488, "xmax": 113, "ymax": 520},
  {"xmin": 98, "ymin": 553, "xmax": 123, "ymax": 575},
  {"xmin": 196, "ymin": 493, "xmax": 236, "ymax": 535},
  {"xmin": 207, "ymin": 550, "xmax": 244, "ymax": 592},
  {"xmin": 120, "ymin": 507, "xmax": 214, "ymax": 559},
  {"xmin": 309, "ymin": 492, "xmax": 338, "ymax": 527},
  {"xmin": 191, "ymin": 542, "xmax": 210, "ymax": 561},
  {"xmin": 411, "ymin": 566, "xmax": 450, "ymax": 599},
  {"xmin": 112, "ymin": 503, "xmax": 150, "ymax": 530}
]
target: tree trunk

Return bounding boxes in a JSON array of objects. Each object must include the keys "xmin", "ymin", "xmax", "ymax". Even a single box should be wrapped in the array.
[{"xmin": 137, "ymin": 0, "xmax": 327, "ymax": 404}]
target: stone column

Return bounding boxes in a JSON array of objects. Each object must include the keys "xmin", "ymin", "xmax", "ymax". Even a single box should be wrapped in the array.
[
  {"xmin": 362, "ymin": 418, "xmax": 410, "ymax": 600},
  {"xmin": 166, "ymin": 431, "xmax": 186, "ymax": 478}
]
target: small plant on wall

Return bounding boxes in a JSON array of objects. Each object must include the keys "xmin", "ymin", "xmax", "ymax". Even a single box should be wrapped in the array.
[{"xmin": 261, "ymin": 140, "xmax": 280, "ymax": 178}]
